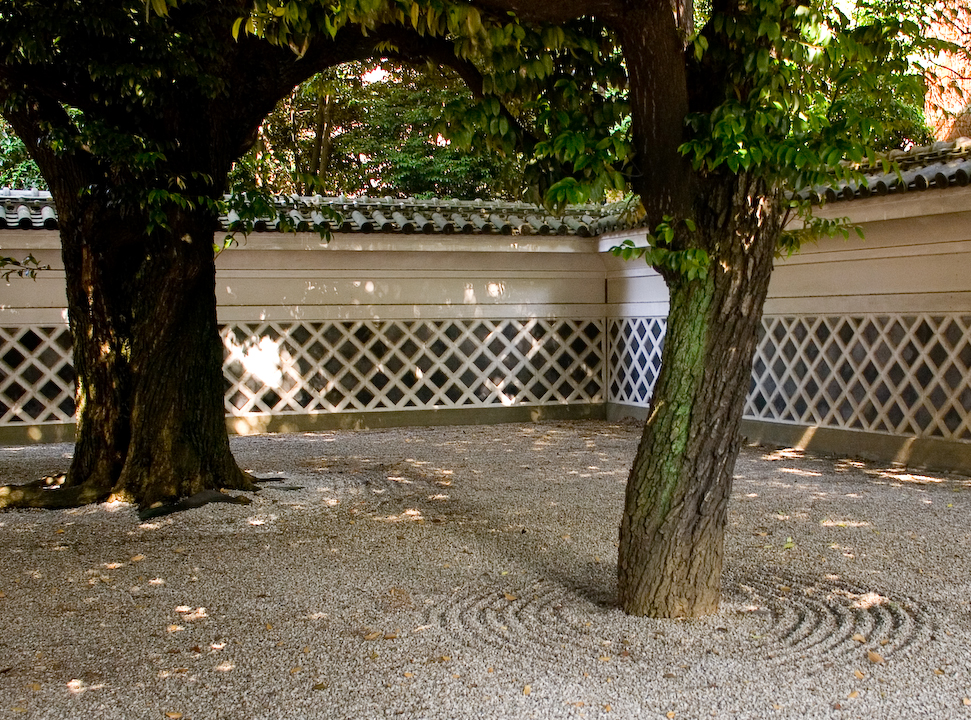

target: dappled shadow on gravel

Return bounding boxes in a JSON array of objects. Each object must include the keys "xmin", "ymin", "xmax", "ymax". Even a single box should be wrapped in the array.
[{"xmin": 1, "ymin": 421, "xmax": 970, "ymax": 719}]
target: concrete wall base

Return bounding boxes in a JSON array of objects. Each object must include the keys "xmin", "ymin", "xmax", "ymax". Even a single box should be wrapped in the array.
[
  {"xmin": 0, "ymin": 404, "xmax": 607, "ymax": 447},
  {"xmin": 227, "ymin": 404, "xmax": 606, "ymax": 436},
  {"xmin": 605, "ymin": 403, "xmax": 971, "ymax": 475}
]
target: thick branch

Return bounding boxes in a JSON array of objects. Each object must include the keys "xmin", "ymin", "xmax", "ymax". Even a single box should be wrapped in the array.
[
  {"xmin": 380, "ymin": 29, "xmax": 542, "ymax": 150},
  {"xmin": 469, "ymin": 0, "xmax": 623, "ymax": 23}
]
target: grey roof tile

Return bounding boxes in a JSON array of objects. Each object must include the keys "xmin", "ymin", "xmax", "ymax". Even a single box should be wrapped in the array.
[
  {"xmin": 803, "ymin": 137, "xmax": 971, "ymax": 203},
  {"xmin": 0, "ymin": 189, "xmax": 633, "ymax": 236}
]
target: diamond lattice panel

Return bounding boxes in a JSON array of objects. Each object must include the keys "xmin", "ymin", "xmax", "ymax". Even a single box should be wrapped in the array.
[
  {"xmin": 222, "ymin": 319, "xmax": 605, "ymax": 415},
  {"xmin": 606, "ymin": 318, "xmax": 666, "ymax": 406},
  {"xmin": 747, "ymin": 315, "xmax": 971, "ymax": 441},
  {"xmin": 0, "ymin": 326, "xmax": 75, "ymax": 424}
]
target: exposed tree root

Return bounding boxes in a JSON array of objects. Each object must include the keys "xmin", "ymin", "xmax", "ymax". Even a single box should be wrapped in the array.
[
  {"xmin": 137, "ymin": 488, "xmax": 253, "ymax": 520},
  {"xmin": 0, "ymin": 476, "xmax": 258, "ymax": 516},
  {"xmin": 0, "ymin": 479, "xmax": 110, "ymax": 510}
]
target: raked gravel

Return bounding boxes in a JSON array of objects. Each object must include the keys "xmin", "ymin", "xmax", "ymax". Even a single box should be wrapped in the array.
[{"xmin": 1, "ymin": 420, "xmax": 970, "ymax": 720}]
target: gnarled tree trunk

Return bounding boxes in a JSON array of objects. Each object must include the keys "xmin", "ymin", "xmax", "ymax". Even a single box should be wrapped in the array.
[
  {"xmin": 617, "ymin": 173, "xmax": 784, "ymax": 617},
  {"xmin": 0, "ymin": 191, "xmax": 255, "ymax": 511}
]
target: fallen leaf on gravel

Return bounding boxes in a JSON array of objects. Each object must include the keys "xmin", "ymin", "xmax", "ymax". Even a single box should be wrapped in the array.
[
  {"xmin": 772, "ymin": 705, "xmax": 781, "ymax": 710},
  {"xmin": 312, "ymin": 683, "xmax": 327, "ymax": 691},
  {"xmin": 11, "ymin": 709, "xmax": 26, "ymax": 714},
  {"xmin": 29, "ymin": 683, "xmax": 40, "ymax": 691},
  {"xmin": 190, "ymin": 646, "xmax": 202, "ymax": 654},
  {"xmin": 131, "ymin": 555, "xmax": 145, "ymax": 562},
  {"xmin": 265, "ymin": 623, "xmax": 273, "ymax": 630},
  {"xmin": 848, "ymin": 691, "xmax": 859, "ymax": 699},
  {"xmin": 880, "ymin": 639, "xmax": 889, "ymax": 646},
  {"xmin": 166, "ymin": 625, "xmax": 183, "ymax": 633},
  {"xmin": 164, "ymin": 713, "xmax": 182, "ymax": 719},
  {"xmin": 302, "ymin": 647, "xmax": 310, "ymax": 654},
  {"xmin": 384, "ymin": 633, "xmax": 398, "ymax": 640},
  {"xmin": 867, "ymin": 650, "xmax": 885, "ymax": 664},
  {"xmin": 599, "ymin": 656, "xmax": 610, "ymax": 662},
  {"xmin": 962, "ymin": 697, "xmax": 970, "ymax": 706},
  {"xmin": 934, "ymin": 668, "xmax": 945, "ymax": 676},
  {"xmin": 404, "ymin": 672, "xmax": 414, "ymax": 678},
  {"xmin": 363, "ymin": 631, "xmax": 382, "ymax": 641},
  {"xmin": 504, "ymin": 593, "xmax": 517, "ymax": 601},
  {"xmin": 0, "ymin": 592, "xmax": 5, "ymax": 598},
  {"xmin": 290, "ymin": 667, "xmax": 302, "ymax": 674},
  {"xmin": 523, "ymin": 685, "xmax": 531, "ymax": 696},
  {"xmin": 604, "ymin": 705, "xmax": 612, "ymax": 712},
  {"xmin": 667, "ymin": 712, "xmax": 676, "ymax": 719},
  {"xmin": 854, "ymin": 670, "xmax": 865, "ymax": 680},
  {"xmin": 851, "ymin": 634, "xmax": 866, "ymax": 643}
]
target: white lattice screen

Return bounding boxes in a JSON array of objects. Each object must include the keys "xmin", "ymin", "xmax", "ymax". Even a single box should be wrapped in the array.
[
  {"xmin": 222, "ymin": 319, "xmax": 605, "ymax": 414},
  {"xmin": 0, "ymin": 325, "xmax": 75, "ymax": 425},
  {"xmin": 607, "ymin": 314, "xmax": 971, "ymax": 443},
  {"xmin": 606, "ymin": 318, "xmax": 666, "ymax": 407},
  {"xmin": 747, "ymin": 315, "xmax": 971, "ymax": 441},
  {"xmin": 4, "ymin": 315, "xmax": 971, "ymax": 444}
]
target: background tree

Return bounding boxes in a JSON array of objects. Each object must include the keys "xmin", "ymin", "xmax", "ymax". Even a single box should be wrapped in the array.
[
  {"xmin": 234, "ymin": 60, "xmax": 525, "ymax": 199},
  {"xmin": 0, "ymin": 119, "xmax": 46, "ymax": 189}
]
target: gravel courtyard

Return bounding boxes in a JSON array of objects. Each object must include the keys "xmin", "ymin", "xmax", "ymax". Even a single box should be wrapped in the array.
[{"xmin": 1, "ymin": 420, "xmax": 969, "ymax": 719}]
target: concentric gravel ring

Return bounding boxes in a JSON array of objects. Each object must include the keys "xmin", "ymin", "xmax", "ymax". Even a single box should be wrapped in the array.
[
  {"xmin": 429, "ymin": 570, "xmax": 934, "ymax": 674},
  {"xmin": 726, "ymin": 567, "xmax": 934, "ymax": 670}
]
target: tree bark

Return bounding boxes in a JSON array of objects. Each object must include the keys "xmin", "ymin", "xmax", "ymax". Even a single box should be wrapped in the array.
[
  {"xmin": 617, "ymin": 173, "xmax": 784, "ymax": 617},
  {"xmin": 0, "ymin": 192, "xmax": 256, "ymax": 511}
]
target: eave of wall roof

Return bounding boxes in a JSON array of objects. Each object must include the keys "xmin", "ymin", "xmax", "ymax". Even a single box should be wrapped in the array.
[
  {"xmin": 804, "ymin": 137, "xmax": 971, "ymax": 204},
  {"xmin": 5, "ymin": 138, "xmax": 970, "ymax": 235},
  {"xmin": 0, "ymin": 190, "xmax": 629, "ymax": 238}
]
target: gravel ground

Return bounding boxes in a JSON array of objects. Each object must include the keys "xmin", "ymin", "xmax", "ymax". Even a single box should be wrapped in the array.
[{"xmin": 0, "ymin": 420, "xmax": 970, "ymax": 720}]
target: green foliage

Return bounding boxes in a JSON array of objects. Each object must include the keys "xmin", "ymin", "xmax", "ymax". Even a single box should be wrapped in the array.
[
  {"xmin": 236, "ymin": 61, "xmax": 525, "ymax": 200},
  {"xmin": 0, "ymin": 254, "xmax": 49, "ymax": 281},
  {"xmin": 437, "ymin": 17, "xmax": 631, "ymax": 206},
  {"xmin": 0, "ymin": 120, "xmax": 46, "ymax": 189},
  {"xmin": 777, "ymin": 201, "xmax": 864, "ymax": 258},
  {"xmin": 236, "ymin": 3, "xmax": 632, "ymax": 207},
  {"xmin": 610, "ymin": 216, "xmax": 709, "ymax": 282}
]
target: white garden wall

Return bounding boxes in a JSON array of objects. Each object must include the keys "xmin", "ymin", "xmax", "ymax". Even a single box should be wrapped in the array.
[{"xmin": 1, "ymin": 189, "xmax": 969, "ymax": 471}]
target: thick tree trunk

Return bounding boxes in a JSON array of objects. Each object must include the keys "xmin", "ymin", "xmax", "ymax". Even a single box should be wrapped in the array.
[
  {"xmin": 617, "ymin": 174, "xmax": 784, "ymax": 617},
  {"xmin": 0, "ymin": 197, "xmax": 255, "ymax": 510}
]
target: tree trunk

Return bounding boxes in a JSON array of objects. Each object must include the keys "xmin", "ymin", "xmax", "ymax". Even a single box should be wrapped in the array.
[
  {"xmin": 617, "ymin": 173, "xmax": 784, "ymax": 617},
  {"xmin": 0, "ymin": 196, "xmax": 255, "ymax": 511}
]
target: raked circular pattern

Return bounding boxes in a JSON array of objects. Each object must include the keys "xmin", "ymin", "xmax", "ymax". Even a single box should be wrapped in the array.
[
  {"xmin": 726, "ymin": 567, "xmax": 934, "ymax": 671},
  {"xmin": 428, "ymin": 570, "xmax": 934, "ymax": 673}
]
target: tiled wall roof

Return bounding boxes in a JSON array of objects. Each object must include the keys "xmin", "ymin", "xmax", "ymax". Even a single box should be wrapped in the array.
[
  {"xmin": 6, "ymin": 139, "xmax": 971, "ymax": 232},
  {"xmin": 0, "ymin": 189, "xmax": 627, "ymax": 237},
  {"xmin": 804, "ymin": 137, "xmax": 971, "ymax": 203}
]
